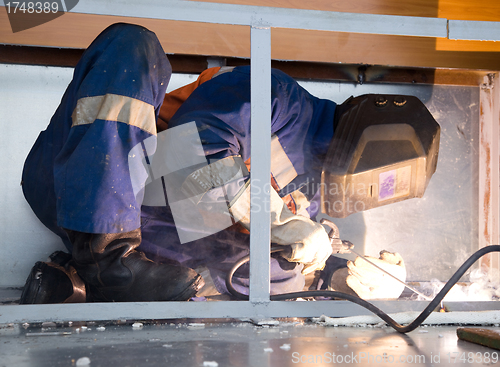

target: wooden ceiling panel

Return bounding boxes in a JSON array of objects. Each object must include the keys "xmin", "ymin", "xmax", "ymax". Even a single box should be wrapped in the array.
[{"xmin": 1, "ymin": 1, "xmax": 499, "ymax": 70}]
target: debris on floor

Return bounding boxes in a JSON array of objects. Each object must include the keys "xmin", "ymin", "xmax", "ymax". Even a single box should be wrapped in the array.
[
  {"xmin": 187, "ymin": 323, "xmax": 205, "ymax": 329},
  {"xmin": 2, "ymin": 320, "xmax": 500, "ymax": 367},
  {"xmin": 313, "ymin": 310, "xmax": 500, "ymax": 327},
  {"xmin": 76, "ymin": 357, "xmax": 91, "ymax": 366},
  {"xmin": 250, "ymin": 318, "xmax": 279, "ymax": 326},
  {"xmin": 280, "ymin": 343, "xmax": 291, "ymax": 350}
]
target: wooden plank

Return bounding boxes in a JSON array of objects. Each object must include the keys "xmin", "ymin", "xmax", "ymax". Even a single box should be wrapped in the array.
[
  {"xmin": 1, "ymin": 4, "xmax": 499, "ymax": 70},
  {"xmin": 0, "ymin": 8, "xmax": 251, "ymax": 54},
  {"xmin": 457, "ymin": 328, "xmax": 500, "ymax": 350},
  {"xmin": 66, "ymin": 0, "xmax": 447, "ymax": 38},
  {"xmin": 194, "ymin": 0, "xmax": 500, "ymax": 52},
  {"xmin": 438, "ymin": 0, "xmax": 500, "ymax": 21},
  {"xmin": 437, "ymin": 0, "xmax": 500, "ymax": 51},
  {"xmin": 270, "ymin": 28, "xmax": 500, "ymax": 70},
  {"xmin": 436, "ymin": 39, "xmax": 500, "ymax": 52},
  {"xmin": 0, "ymin": 45, "xmax": 490, "ymax": 86}
]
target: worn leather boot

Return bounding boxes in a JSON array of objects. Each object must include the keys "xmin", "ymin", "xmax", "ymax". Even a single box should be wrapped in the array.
[
  {"xmin": 66, "ymin": 228, "xmax": 204, "ymax": 302},
  {"xmin": 20, "ymin": 251, "xmax": 87, "ymax": 304}
]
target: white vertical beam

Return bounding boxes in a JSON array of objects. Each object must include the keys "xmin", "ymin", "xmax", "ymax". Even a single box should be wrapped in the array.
[
  {"xmin": 249, "ymin": 25, "xmax": 271, "ymax": 303},
  {"xmin": 479, "ymin": 74, "xmax": 500, "ymax": 276}
]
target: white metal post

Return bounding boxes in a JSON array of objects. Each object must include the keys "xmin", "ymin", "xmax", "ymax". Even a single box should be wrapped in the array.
[{"xmin": 249, "ymin": 25, "xmax": 271, "ymax": 303}]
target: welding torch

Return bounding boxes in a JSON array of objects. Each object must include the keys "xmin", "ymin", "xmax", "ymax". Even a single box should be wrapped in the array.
[{"xmin": 320, "ymin": 218, "xmax": 432, "ymax": 301}]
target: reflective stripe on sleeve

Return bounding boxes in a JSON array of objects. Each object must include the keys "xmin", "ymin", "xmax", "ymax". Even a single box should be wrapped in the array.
[
  {"xmin": 71, "ymin": 94, "xmax": 157, "ymax": 135},
  {"xmin": 211, "ymin": 66, "xmax": 235, "ymax": 79},
  {"xmin": 271, "ymin": 134, "xmax": 298, "ymax": 189}
]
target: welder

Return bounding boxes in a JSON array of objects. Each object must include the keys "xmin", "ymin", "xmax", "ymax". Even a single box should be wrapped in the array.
[{"xmin": 19, "ymin": 23, "xmax": 433, "ymax": 304}]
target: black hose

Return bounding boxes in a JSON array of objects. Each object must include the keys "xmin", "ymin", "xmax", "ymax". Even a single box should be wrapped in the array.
[{"xmin": 225, "ymin": 245, "xmax": 500, "ymax": 333}]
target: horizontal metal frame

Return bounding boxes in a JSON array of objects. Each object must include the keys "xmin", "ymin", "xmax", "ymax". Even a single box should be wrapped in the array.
[
  {"xmin": 449, "ymin": 20, "xmax": 500, "ymax": 41},
  {"xmin": 2, "ymin": 301, "xmax": 500, "ymax": 324},
  {"xmin": 66, "ymin": 0, "xmax": 500, "ymax": 41},
  {"xmin": 71, "ymin": 0, "xmax": 448, "ymax": 38},
  {"xmin": 2, "ymin": 0, "xmax": 500, "ymax": 40},
  {"xmin": 1, "ymin": 1, "xmax": 500, "ymax": 324}
]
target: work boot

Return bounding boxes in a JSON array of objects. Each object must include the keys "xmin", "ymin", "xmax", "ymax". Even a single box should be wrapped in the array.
[
  {"xmin": 20, "ymin": 251, "xmax": 87, "ymax": 304},
  {"xmin": 66, "ymin": 228, "xmax": 204, "ymax": 302}
]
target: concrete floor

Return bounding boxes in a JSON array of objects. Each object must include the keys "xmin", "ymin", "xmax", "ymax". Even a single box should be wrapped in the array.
[{"xmin": 1, "ymin": 319, "xmax": 500, "ymax": 367}]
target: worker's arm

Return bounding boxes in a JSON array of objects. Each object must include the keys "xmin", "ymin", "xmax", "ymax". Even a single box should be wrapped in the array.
[
  {"xmin": 227, "ymin": 181, "xmax": 332, "ymax": 274},
  {"xmin": 181, "ymin": 162, "xmax": 332, "ymax": 274},
  {"xmin": 176, "ymin": 142, "xmax": 332, "ymax": 274},
  {"xmin": 169, "ymin": 66, "xmax": 334, "ymax": 273}
]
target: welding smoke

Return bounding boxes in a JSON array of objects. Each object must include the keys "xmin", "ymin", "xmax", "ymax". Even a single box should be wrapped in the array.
[{"xmin": 417, "ymin": 268, "xmax": 500, "ymax": 302}]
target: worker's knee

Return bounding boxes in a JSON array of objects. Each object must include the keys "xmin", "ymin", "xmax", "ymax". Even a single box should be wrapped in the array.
[
  {"xmin": 91, "ymin": 22, "xmax": 167, "ymax": 62},
  {"xmin": 99, "ymin": 22, "xmax": 156, "ymax": 42}
]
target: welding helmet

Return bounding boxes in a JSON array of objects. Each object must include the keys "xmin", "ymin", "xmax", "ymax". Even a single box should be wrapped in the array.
[{"xmin": 321, "ymin": 94, "xmax": 440, "ymax": 218}]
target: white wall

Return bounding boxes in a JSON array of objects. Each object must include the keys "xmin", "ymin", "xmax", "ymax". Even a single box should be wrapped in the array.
[
  {"xmin": 0, "ymin": 64, "xmax": 72, "ymax": 287},
  {"xmin": 0, "ymin": 64, "xmax": 197, "ymax": 287},
  {"xmin": 0, "ymin": 63, "xmax": 480, "ymax": 286}
]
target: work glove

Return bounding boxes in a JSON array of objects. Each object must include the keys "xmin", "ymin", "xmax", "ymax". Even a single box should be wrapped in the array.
[
  {"xmin": 181, "ymin": 157, "xmax": 332, "ymax": 275},
  {"xmin": 331, "ymin": 251, "xmax": 406, "ymax": 300},
  {"xmin": 278, "ymin": 222, "xmax": 332, "ymax": 275},
  {"xmin": 230, "ymin": 183, "xmax": 332, "ymax": 275}
]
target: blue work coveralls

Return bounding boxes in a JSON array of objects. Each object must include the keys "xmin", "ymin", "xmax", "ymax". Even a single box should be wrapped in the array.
[{"xmin": 22, "ymin": 23, "xmax": 345, "ymax": 296}]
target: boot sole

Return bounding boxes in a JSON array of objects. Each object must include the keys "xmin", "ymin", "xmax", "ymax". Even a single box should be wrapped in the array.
[{"xmin": 170, "ymin": 274, "xmax": 205, "ymax": 301}]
